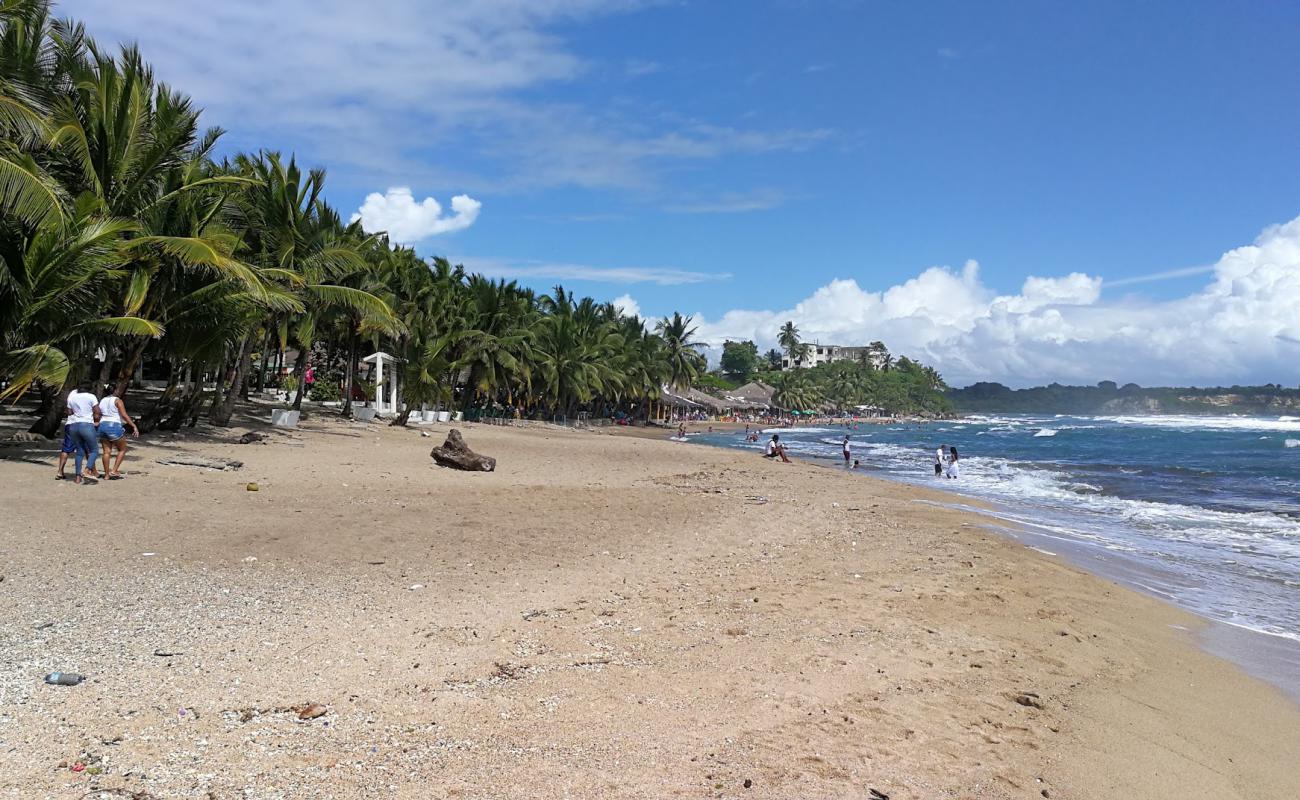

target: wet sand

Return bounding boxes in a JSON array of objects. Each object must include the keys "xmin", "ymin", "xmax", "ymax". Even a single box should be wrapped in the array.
[{"xmin": 1, "ymin": 412, "xmax": 1297, "ymax": 798}]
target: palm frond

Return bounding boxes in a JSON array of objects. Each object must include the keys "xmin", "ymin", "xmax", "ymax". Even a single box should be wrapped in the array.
[
  {"xmin": 0, "ymin": 344, "xmax": 70, "ymax": 401},
  {"xmin": 0, "ymin": 150, "xmax": 65, "ymax": 226},
  {"xmin": 76, "ymin": 315, "xmax": 164, "ymax": 337}
]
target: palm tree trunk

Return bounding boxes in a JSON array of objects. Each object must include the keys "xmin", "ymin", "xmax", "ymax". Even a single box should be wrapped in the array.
[
  {"xmin": 389, "ymin": 402, "xmax": 413, "ymax": 427},
  {"xmin": 139, "ymin": 361, "xmax": 183, "ymax": 433},
  {"xmin": 97, "ymin": 351, "xmax": 114, "ymax": 387},
  {"xmin": 114, "ymin": 338, "xmax": 150, "ymax": 398},
  {"xmin": 255, "ymin": 328, "xmax": 272, "ymax": 393},
  {"xmin": 27, "ymin": 380, "xmax": 71, "ymax": 439},
  {"xmin": 212, "ymin": 335, "xmax": 254, "ymax": 426},
  {"xmin": 290, "ymin": 345, "xmax": 310, "ymax": 411},
  {"xmin": 341, "ymin": 327, "xmax": 359, "ymax": 417}
]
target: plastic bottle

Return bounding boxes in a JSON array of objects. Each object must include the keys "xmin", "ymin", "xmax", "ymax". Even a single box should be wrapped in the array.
[{"xmin": 44, "ymin": 672, "xmax": 84, "ymax": 686}]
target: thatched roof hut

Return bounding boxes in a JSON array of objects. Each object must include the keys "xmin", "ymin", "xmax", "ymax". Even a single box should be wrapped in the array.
[{"xmin": 726, "ymin": 381, "xmax": 774, "ymax": 408}]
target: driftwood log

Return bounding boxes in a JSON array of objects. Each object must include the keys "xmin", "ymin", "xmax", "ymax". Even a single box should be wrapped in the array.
[
  {"xmin": 430, "ymin": 429, "xmax": 496, "ymax": 472},
  {"xmin": 156, "ymin": 456, "xmax": 244, "ymax": 471}
]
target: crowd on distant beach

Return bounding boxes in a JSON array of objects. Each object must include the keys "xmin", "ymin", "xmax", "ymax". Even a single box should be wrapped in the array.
[
  {"xmin": 58, "ymin": 382, "xmax": 138, "ymax": 484},
  {"xmin": 675, "ymin": 422, "xmax": 964, "ymax": 479}
]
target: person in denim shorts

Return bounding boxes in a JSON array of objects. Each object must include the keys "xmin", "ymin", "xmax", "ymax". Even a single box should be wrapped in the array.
[
  {"xmin": 97, "ymin": 385, "xmax": 139, "ymax": 479},
  {"xmin": 56, "ymin": 414, "xmax": 77, "ymax": 479}
]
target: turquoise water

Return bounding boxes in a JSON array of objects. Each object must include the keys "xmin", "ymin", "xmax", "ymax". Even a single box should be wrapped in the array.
[{"xmin": 690, "ymin": 414, "xmax": 1300, "ymax": 645}]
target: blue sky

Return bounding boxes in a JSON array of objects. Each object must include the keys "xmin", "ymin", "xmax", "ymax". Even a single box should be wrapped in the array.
[{"xmin": 65, "ymin": 0, "xmax": 1300, "ymax": 385}]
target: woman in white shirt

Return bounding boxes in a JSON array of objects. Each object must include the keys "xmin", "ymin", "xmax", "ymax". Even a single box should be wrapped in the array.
[
  {"xmin": 64, "ymin": 381, "xmax": 101, "ymax": 483},
  {"xmin": 97, "ymin": 384, "xmax": 138, "ymax": 479}
]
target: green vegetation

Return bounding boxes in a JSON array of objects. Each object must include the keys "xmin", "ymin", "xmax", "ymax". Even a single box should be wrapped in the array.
[
  {"xmin": 764, "ymin": 356, "xmax": 950, "ymax": 416},
  {"xmin": 719, "ymin": 339, "xmax": 759, "ymax": 381},
  {"xmin": 701, "ymin": 335, "xmax": 950, "ymax": 416},
  {"xmin": 948, "ymin": 381, "xmax": 1300, "ymax": 415},
  {"xmin": 0, "ymin": 0, "xmax": 709, "ymax": 433}
]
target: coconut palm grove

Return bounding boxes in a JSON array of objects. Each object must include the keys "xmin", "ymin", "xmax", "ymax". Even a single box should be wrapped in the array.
[{"xmin": 0, "ymin": 0, "xmax": 948, "ymax": 434}]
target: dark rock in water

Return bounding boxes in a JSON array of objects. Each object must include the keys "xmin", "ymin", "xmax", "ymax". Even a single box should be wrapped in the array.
[{"xmin": 430, "ymin": 429, "xmax": 496, "ymax": 472}]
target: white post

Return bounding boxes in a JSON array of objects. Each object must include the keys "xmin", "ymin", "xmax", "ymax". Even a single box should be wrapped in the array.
[
  {"xmin": 374, "ymin": 356, "xmax": 384, "ymax": 412},
  {"xmin": 390, "ymin": 361, "xmax": 399, "ymax": 415}
]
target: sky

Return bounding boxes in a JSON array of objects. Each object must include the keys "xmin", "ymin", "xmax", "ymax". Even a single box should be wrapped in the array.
[{"xmin": 64, "ymin": 0, "xmax": 1300, "ymax": 387}]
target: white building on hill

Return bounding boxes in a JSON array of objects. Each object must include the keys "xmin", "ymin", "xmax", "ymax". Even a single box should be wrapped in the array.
[{"xmin": 781, "ymin": 344, "xmax": 885, "ymax": 371}]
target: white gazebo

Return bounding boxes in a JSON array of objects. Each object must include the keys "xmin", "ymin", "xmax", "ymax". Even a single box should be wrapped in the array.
[{"xmin": 362, "ymin": 351, "xmax": 400, "ymax": 416}]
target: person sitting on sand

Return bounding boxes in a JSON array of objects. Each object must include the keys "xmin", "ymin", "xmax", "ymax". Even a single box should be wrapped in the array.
[
  {"xmin": 852, "ymin": 459, "xmax": 861, "ymax": 469},
  {"xmin": 764, "ymin": 434, "xmax": 791, "ymax": 463},
  {"xmin": 97, "ymin": 384, "xmax": 138, "ymax": 480},
  {"xmin": 64, "ymin": 381, "xmax": 101, "ymax": 484},
  {"xmin": 945, "ymin": 446, "xmax": 960, "ymax": 479}
]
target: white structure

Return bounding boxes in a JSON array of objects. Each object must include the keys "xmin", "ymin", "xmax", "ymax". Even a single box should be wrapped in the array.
[
  {"xmin": 781, "ymin": 344, "xmax": 886, "ymax": 371},
  {"xmin": 362, "ymin": 351, "xmax": 400, "ymax": 416}
]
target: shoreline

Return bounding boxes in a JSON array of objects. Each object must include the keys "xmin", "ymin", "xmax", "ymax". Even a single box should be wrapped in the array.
[
  {"xmin": 679, "ymin": 423, "xmax": 1300, "ymax": 704},
  {"xmin": 2, "ymin": 411, "xmax": 1298, "ymax": 797}
]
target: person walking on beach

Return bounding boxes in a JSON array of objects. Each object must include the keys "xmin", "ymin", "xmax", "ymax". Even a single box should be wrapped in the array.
[
  {"xmin": 842, "ymin": 435, "xmax": 852, "ymax": 466},
  {"xmin": 945, "ymin": 446, "xmax": 960, "ymax": 479},
  {"xmin": 55, "ymin": 409, "xmax": 76, "ymax": 480},
  {"xmin": 97, "ymin": 385, "xmax": 138, "ymax": 480},
  {"xmin": 65, "ymin": 382, "xmax": 101, "ymax": 484}
]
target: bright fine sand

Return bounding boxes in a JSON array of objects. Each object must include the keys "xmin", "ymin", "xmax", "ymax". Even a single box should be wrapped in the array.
[{"xmin": 1, "ymin": 416, "xmax": 1298, "ymax": 799}]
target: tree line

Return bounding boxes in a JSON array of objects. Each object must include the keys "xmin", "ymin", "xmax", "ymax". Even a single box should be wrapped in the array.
[
  {"xmin": 713, "ymin": 321, "xmax": 951, "ymax": 416},
  {"xmin": 949, "ymin": 381, "xmax": 1300, "ymax": 415},
  {"xmin": 0, "ymin": 0, "xmax": 709, "ymax": 435}
]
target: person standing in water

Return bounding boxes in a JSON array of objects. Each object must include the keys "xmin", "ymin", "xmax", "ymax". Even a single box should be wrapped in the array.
[
  {"xmin": 842, "ymin": 435, "xmax": 852, "ymax": 466},
  {"xmin": 945, "ymin": 446, "xmax": 960, "ymax": 479},
  {"xmin": 97, "ymin": 384, "xmax": 139, "ymax": 479},
  {"xmin": 934, "ymin": 446, "xmax": 945, "ymax": 477}
]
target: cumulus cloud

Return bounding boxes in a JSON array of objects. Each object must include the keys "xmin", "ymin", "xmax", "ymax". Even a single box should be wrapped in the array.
[
  {"xmin": 694, "ymin": 214, "xmax": 1300, "ymax": 387},
  {"xmin": 611, "ymin": 294, "xmax": 641, "ymax": 319},
  {"xmin": 351, "ymin": 188, "xmax": 481, "ymax": 244}
]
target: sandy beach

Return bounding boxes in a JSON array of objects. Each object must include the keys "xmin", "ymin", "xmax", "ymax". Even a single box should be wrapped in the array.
[{"xmin": 1, "ymin": 412, "xmax": 1298, "ymax": 799}]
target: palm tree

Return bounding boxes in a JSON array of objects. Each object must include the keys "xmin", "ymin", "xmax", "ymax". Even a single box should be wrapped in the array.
[
  {"xmin": 232, "ymin": 152, "xmax": 393, "ymax": 421},
  {"xmin": 772, "ymin": 370, "xmax": 822, "ymax": 413},
  {"xmin": 777, "ymin": 320, "xmax": 810, "ymax": 367},
  {"xmin": 460, "ymin": 275, "xmax": 535, "ymax": 408},
  {"xmin": 655, "ymin": 311, "xmax": 704, "ymax": 391}
]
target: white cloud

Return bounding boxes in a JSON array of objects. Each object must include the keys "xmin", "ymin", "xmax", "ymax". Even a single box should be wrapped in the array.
[
  {"xmin": 665, "ymin": 188, "xmax": 785, "ymax": 214},
  {"xmin": 461, "ymin": 258, "xmax": 727, "ymax": 286},
  {"xmin": 350, "ymin": 188, "xmax": 481, "ymax": 244},
  {"xmin": 63, "ymin": 1, "xmax": 829, "ymax": 192},
  {"xmin": 623, "ymin": 59, "xmax": 663, "ymax": 77},
  {"xmin": 694, "ymin": 214, "xmax": 1300, "ymax": 387},
  {"xmin": 611, "ymin": 294, "xmax": 641, "ymax": 318}
]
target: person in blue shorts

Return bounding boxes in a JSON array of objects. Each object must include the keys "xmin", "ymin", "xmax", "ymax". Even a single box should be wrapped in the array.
[
  {"xmin": 97, "ymin": 384, "xmax": 139, "ymax": 479},
  {"xmin": 56, "ymin": 415, "xmax": 76, "ymax": 479}
]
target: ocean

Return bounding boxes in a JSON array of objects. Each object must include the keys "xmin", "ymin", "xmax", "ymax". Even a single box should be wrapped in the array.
[{"xmin": 689, "ymin": 414, "xmax": 1300, "ymax": 691}]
